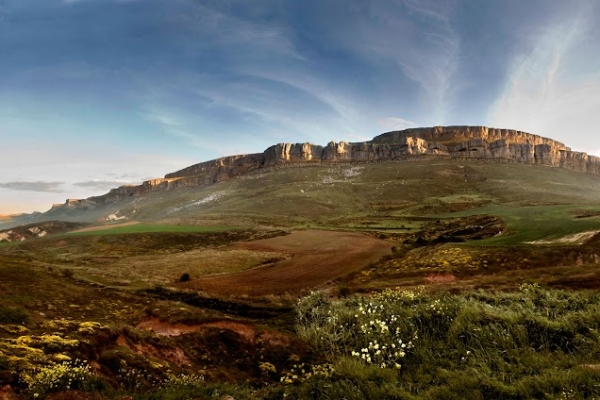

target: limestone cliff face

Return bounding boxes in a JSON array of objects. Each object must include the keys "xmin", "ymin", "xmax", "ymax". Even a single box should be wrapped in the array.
[
  {"xmin": 164, "ymin": 154, "xmax": 263, "ymax": 179},
  {"xmin": 52, "ymin": 126, "xmax": 600, "ymax": 209}
]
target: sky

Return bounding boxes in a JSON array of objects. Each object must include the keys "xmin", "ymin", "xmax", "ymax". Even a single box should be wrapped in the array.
[{"xmin": 1, "ymin": 0, "xmax": 600, "ymax": 214}]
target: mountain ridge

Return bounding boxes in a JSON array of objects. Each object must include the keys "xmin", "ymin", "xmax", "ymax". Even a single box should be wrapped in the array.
[{"xmin": 43, "ymin": 125, "xmax": 600, "ymax": 212}]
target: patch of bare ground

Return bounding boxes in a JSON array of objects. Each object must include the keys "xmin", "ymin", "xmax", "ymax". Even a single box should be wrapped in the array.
[
  {"xmin": 186, "ymin": 230, "xmax": 392, "ymax": 296},
  {"xmin": 135, "ymin": 318, "xmax": 291, "ymax": 347},
  {"xmin": 367, "ymin": 263, "xmax": 600, "ymax": 293},
  {"xmin": 69, "ymin": 221, "xmax": 140, "ymax": 233},
  {"xmin": 116, "ymin": 333, "xmax": 192, "ymax": 367},
  {"xmin": 424, "ymin": 273, "xmax": 457, "ymax": 283},
  {"xmin": 45, "ymin": 392, "xmax": 110, "ymax": 400},
  {"xmin": 526, "ymin": 230, "xmax": 600, "ymax": 245}
]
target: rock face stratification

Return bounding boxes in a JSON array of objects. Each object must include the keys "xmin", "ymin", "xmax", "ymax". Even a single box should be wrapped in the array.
[{"xmin": 53, "ymin": 126, "xmax": 600, "ymax": 207}]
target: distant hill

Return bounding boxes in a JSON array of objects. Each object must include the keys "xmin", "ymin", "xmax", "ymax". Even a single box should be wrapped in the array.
[
  {"xmin": 0, "ymin": 220, "xmax": 87, "ymax": 242},
  {"xmin": 4, "ymin": 126, "xmax": 600, "ymax": 231}
]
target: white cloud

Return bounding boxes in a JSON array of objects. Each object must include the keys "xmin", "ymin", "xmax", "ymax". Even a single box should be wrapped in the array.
[
  {"xmin": 73, "ymin": 179, "xmax": 138, "ymax": 190},
  {"xmin": 489, "ymin": 2, "xmax": 600, "ymax": 153},
  {"xmin": 62, "ymin": 0, "xmax": 140, "ymax": 4},
  {"xmin": 170, "ymin": 2, "xmax": 305, "ymax": 61},
  {"xmin": 377, "ymin": 117, "xmax": 417, "ymax": 132},
  {"xmin": 0, "ymin": 181, "xmax": 65, "ymax": 193},
  {"xmin": 317, "ymin": 1, "xmax": 460, "ymax": 125}
]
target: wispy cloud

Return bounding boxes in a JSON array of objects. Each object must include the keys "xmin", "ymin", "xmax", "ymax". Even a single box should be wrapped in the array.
[
  {"xmin": 73, "ymin": 180, "xmax": 137, "ymax": 190},
  {"xmin": 23, "ymin": 61, "xmax": 109, "ymax": 80},
  {"xmin": 140, "ymin": 106, "xmax": 259, "ymax": 156},
  {"xmin": 489, "ymin": 1, "xmax": 600, "ymax": 151},
  {"xmin": 0, "ymin": 2, "xmax": 8, "ymax": 23},
  {"xmin": 233, "ymin": 67, "xmax": 360, "ymax": 132},
  {"xmin": 377, "ymin": 117, "xmax": 417, "ymax": 132},
  {"xmin": 399, "ymin": 0, "xmax": 460, "ymax": 122},
  {"xmin": 169, "ymin": 2, "xmax": 305, "ymax": 61},
  {"xmin": 0, "ymin": 181, "xmax": 65, "ymax": 193},
  {"xmin": 62, "ymin": 0, "xmax": 139, "ymax": 4},
  {"xmin": 320, "ymin": 0, "xmax": 460, "ymax": 124}
]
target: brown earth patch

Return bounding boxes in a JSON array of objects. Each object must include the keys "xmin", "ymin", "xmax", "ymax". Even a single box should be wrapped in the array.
[
  {"xmin": 70, "ymin": 221, "xmax": 139, "ymax": 233},
  {"xmin": 0, "ymin": 385, "xmax": 18, "ymax": 400},
  {"xmin": 186, "ymin": 230, "xmax": 392, "ymax": 296},
  {"xmin": 116, "ymin": 333, "xmax": 192, "ymax": 367},
  {"xmin": 45, "ymin": 391, "xmax": 110, "ymax": 400},
  {"xmin": 424, "ymin": 273, "xmax": 457, "ymax": 283},
  {"xmin": 135, "ymin": 318, "xmax": 291, "ymax": 347}
]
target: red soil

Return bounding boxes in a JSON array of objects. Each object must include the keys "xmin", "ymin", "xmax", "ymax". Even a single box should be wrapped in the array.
[
  {"xmin": 135, "ymin": 318, "xmax": 292, "ymax": 347},
  {"xmin": 424, "ymin": 273, "xmax": 457, "ymax": 283},
  {"xmin": 187, "ymin": 230, "xmax": 392, "ymax": 296}
]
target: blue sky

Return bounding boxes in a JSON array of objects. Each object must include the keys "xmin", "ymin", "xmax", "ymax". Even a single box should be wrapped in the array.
[{"xmin": 1, "ymin": 0, "xmax": 600, "ymax": 214}]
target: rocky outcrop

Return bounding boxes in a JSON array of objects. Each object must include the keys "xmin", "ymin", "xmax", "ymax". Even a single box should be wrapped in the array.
[
  {"xmin": 0, "ymin": 221, "xmax": 85, "ymax": 242},
  {"xmin": 164, "ymin": 153, "xmax": 263, "ymax": 179},
  {"xmin": 52, "ymin": 126, "xmax": 600, "ymax": 210}
]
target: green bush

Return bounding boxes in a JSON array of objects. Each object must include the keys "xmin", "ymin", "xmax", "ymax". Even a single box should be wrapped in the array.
[
  {"xmin": 0, "ymin": 305, "xmax": 30, "ymax": 325},
  {"xmin": 294, "ymin": 286, "xmax": 600, "ymax": 398},
  {"xmin": 24, "ymin": 360, "xmax": 108, "ymax": 399}
]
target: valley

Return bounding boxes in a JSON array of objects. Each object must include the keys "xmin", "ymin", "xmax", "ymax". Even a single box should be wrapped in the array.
[{"xmin": 2, "ymin": 128, "xmax": 600, "ymax": 398}]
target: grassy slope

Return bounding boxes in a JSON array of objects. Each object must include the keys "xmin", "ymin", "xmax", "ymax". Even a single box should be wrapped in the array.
[
  {"xmin": 66, "ymin": 223, "xmax": 233, "ymax": 236},
  {"xmin": 437, "ymin": 204, "xmax": 600, "ymax": 245},
  {"xmin": 292, "ymin": 287, "xmax": 600, "ymax": 399},
  {"xmin": 14, "ymin": 159, "xmax": 600, "ymax": 243},
  {"xmin": 4, "ymin": 159, "xmax": 600, "ymax": 398},
  {"xmin": 119, "ymin": 160, "xmax": 600, "ymax": 242}
]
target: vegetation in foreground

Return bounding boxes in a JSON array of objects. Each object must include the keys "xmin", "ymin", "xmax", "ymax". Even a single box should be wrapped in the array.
[{"xmin": 2, "ymin": 284, "xmax": 600, "ymax": 399}]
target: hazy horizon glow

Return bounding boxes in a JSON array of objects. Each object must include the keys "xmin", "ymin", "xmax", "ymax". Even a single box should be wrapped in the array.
[{"xmin": 2, "ymin": 0, "xmax": 600, "ymax": 214}]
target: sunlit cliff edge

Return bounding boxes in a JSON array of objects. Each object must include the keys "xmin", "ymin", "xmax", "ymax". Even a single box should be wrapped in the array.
[{"xmin": 49, "ymin": 126, "xmax": 600, "ymax": 211}]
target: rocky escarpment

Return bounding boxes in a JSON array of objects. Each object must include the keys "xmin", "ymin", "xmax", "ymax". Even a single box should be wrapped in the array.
[
  {"xmin": 0, "ymin": 221, "xmax": 86, "ymax": 242},
  {"xmin": 52, "ymin": 126, "xmax": 600, "ymax": 207}
]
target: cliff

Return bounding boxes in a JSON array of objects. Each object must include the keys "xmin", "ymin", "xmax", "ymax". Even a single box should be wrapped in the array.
[{"xmin": 51, "ymin": 126, "xmax": 600, "ymax": 208}]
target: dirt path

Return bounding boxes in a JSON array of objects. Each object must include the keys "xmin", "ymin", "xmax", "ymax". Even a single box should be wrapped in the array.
[{"xmin": 187, "ymin": 230, "xmax": 392, "ymax": 295}]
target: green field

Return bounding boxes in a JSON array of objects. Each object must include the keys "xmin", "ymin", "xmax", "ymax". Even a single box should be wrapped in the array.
[
  {"xmin": 66, "ymin": 223, "xmax": 235, "ymax": 236},
  {"xmin": 440, "ymin": 204, "xmax": 600, "ymax": 245},
  {"xmin": 4, "ymin": 159, "xmax": 600, "ymax": 398}
]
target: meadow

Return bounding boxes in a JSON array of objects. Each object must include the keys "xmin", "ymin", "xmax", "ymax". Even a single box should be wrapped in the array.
[
  {"xmin": 3, "ymin": 283, "xmax": 600, "ymax": 399},
  {"xmin": 2, "ymin": 160, "xmax": 600, "ymax": 398},
  {"xmin": 67, "ymin": 223, "xmax": 234, "ymax": 236}
]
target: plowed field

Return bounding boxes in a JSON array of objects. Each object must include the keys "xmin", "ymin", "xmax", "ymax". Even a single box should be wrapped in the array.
[{"xmin": 187, "ymin": 230, "xmax": 392, "ymax": 295}]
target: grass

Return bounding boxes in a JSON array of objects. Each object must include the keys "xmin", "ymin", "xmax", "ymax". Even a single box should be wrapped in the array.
[
  {"xmin": 3, "ymin": 245, "xmax": 600, "ymax": 399},
  {"xmin": 75, "ymin": 247, "xmax": 280, "ymax": 290},
  {"xmin": 8, "ymin": 159, "xmax": 600, "ymax": 236},
  {"xmin": 292, "ymin": 286, "xmax": 600, "ymax": 399},
  {"xmin": 0, "ymin": 229, "xmax": 288, "ymax": 291},
  {"xmin": 438, "ymin": 204, "xmax": 600, "ymax": 245},
  {"xmin": 4, "ymin": 159, "xmax": 600, "ymax": 398},
  {"xmin": 66, "ymin": 224, "xmax": 235, "ymax": 236}
]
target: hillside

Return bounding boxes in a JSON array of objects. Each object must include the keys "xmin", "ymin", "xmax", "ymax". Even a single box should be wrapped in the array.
[
  {"xmin": 3, "ymin": 127, "xmax": 600, "ymax": 398},
  {"xmin": 0, "ymin": 126, "xmax": 600, "ymax": 228}
]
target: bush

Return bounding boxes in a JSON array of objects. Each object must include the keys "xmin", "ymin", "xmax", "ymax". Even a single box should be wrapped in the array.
[
  {"xmin": 294, "ymin": 287, "xmax": 600, "ymax": 398},
  {"xmin": 0, "ymin": 305, "xmax": 30, "ymax": 325},
  {"xmin": 179, "ymin": 273, "xmax": 190, "ymax": 282},
  {"xmin": 23, "ymin": 360, "xmax": 104, "ymax": 398}
]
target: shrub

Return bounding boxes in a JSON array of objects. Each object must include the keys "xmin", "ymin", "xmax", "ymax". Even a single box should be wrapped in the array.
[
  {"xmin": 294, "ymin": 287, "xmax": 600, "ymax": 398},
  {"xmin": 0, "ymin": 306, "xmax": 30, "ymax": 325},
  {"xmin": 23, "ymin": 360, "xmax": 100, "ymax": 398}
]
